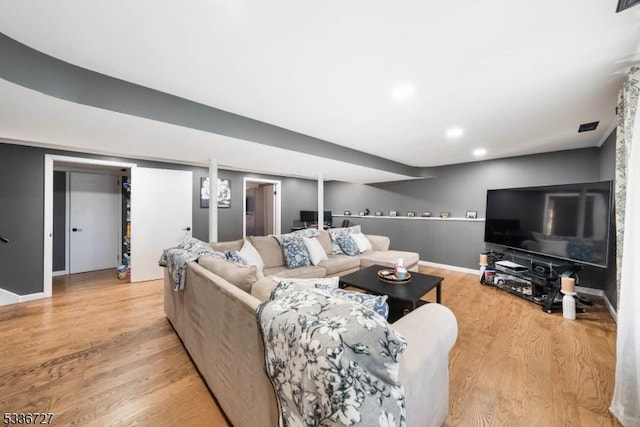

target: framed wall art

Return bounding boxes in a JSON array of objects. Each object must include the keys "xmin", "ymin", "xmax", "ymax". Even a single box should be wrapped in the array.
[{"xmin": 200, "ymin": 177, "xmax": 232, "ymax": 208}]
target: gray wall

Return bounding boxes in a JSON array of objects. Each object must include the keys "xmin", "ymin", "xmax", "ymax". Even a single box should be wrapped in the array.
[
  {"xmin": 326, "ymin": 144, "xmax": 616, "ymax": 298},
  {"xmin": 1, "ymin": 143, "xmax": 317, "ymax": 295},
  {"xmin": 326, "ymin": 147, "xmax": 602, "ymax": 218},
  {"xmin": 215, "ymin": 169, "xmax": 318, "ymax": 242},
  {"xmin": 599, "ymin": 131, "xmax": 617, "ymax": 308},
  {"xmin": 0, "ymin": 144, "xmax": 46, "ymax": 294},
  {"xmin": 53, "ymin": 171, "xmax": 66, "ymax": 271}
]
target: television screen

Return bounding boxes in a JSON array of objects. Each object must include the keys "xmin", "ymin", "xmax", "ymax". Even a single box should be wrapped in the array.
[
  {"xmin": 484, "ymin": 181, "xmax": 612, "ymax": 268},
  {"xmin": 299, "ymin": 210, "xmax": 332, "ymax": 224}
]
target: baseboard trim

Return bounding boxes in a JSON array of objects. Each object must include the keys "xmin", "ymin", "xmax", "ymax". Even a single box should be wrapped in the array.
[
  {"xmin": 0, "ymin": 289, "xmax": 45, "ymax": 307},
  {"xmin": 52, "ymin": 270, "xmax": 67, "ymax": 277},
  {"xmin": 418, "ymin": 260, "xmax": 480, "ymax": 276},
  {"xmin": 602, "ymin": 294, "xmax": 617, "ymax": 322},
  {"xmin": 575, "ymin": 286, "xmax": 603, "ymax": 297}
]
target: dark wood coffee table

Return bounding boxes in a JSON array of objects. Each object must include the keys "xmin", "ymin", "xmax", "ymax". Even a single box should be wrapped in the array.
[{"xmin": 339, "ymin": 265, "xmax": 443, "ymax": 321}]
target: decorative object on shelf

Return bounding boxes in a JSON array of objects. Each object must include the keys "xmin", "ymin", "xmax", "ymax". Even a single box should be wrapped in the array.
[
  {"xmin": 364, "ymin": 208, "xmax": 370, "ymax": 215},
  {"xmin": 465, "ymin": 210, "xmax": 477, "ymax": 219},
  {"xmin": 344, "ymin": 210, "xmax": 351, "ymax": 215},
  {"xmin": 407, "ymin": 211, "xmax": 416, "ymax": 217},
  {"xmin": 358, "ymin": 211, "xmax": 364, "ymax": 215},
  {"xmin": 422, "ymin": 212, "xmax": 432, "ymax": 217},
  {"xmin": 440, "ymin": 212, "xmax": 451, "ymax": 218},
  {"xmin": 201, "ymin": 177, "xmax": 232, "ymax": 208},
  {"xmin": 389, "ymin": 211, "xmax": 397, "ymax": 217},
  {"xmin": 375, "ymin": 211, "xmax": 383, "ymax": 216},
  {"xmin": 377, "ymin": 269, "xmax": 412, "ymax": 284}
]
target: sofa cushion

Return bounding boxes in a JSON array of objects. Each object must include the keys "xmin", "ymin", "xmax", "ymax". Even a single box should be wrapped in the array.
[
  {"xmin": 224, "ymin": 250, "xmax": 246, "ymax": 265},
  {"xmin": 238, "ymin": 239, "xmax": 265, "ymax": 270},
  {"xmin": 281, "ymin": 237, "xmax": 312, "ymax": 269},
  {"xmin": 251, "ymin": 276, "xmax": 340, "ymax": 302},
  {"xmin": 198, "ymin": 256, "xmax": 262, "ymax": 293},
  {"xmin": 211, "ymin": 239, "xmax": 244, "ymax": 252},
  {"xmin": 318, "ymin": 254, "xmax": 361, "ymax": 276},
  {"xmin": 316, "ymin": 230, "xmax": 333, "ymax": 255},
  {"xmin": 359, "ymin": 250, "xmax": 420, "ymax": 269},
  {"xmin": 336, "ymin": 234, "xmax": 359, "ymax": 256},
  {"xmin": 268, "ymin": 265, "xmax": 326, "ymax": 279},
  {"xmin": 351, "ymin": 232, "xmax": 373, "ymax": 253},
  {"xmin": 302, "ymin": 236, "xmax": 328, "ymax": 266},
  {"xmin": 248, "ymin": 236, "xmax": 285, "ymax": 269}
]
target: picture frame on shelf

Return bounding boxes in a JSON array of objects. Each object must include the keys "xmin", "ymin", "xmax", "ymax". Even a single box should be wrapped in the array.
[
  {"xmin": 375, "ymin": 211, "xmax": 383, "ymax": 216},
  {"xmin": 344, "ymin": 210, "xmax": 351, "ymax": 215},
  {"xmin": 389, "ymin": 211, "xmax": 397, "ymax": 217},
  {"xmin": 440, "ymin": 212, "xmax": 451, "ymax": 218},
  {"xmin": 407, "ymin": 211, "xmax": 416, "ymax": 217},
  {"xmin": 422, "ymin": 212, "xmax": 432, "ymax": 217},
  {"xmin": 465, "ymin": 210, "xmax": 477, "ymax": 219}
]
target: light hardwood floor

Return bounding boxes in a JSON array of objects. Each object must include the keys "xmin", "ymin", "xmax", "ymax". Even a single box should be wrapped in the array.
[{"xmin": 0, "ymin": 267, "xmax": 618, "ymax": 426}]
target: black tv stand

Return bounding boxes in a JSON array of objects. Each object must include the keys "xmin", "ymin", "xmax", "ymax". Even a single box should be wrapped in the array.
[{"xmin": 481, "ymin": 250, "xmax": 587, "ymax": 314}]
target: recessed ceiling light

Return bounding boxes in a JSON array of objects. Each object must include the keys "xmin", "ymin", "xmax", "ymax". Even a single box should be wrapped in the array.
[
  {"xmin": 473, "ymin": 148, "xmax": 487, "ymax": 157},
  {"xmin": 446, "ymin": 128, "xmax": 464, "ymax": 138},
  {"xmin": 391, "ymin": 85, "xmax": 415, "ymax": 100}
]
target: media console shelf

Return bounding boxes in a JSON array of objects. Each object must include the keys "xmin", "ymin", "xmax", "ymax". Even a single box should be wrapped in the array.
[{"xmin": 481, "ymin": 250, "xmax": 587, "ymax": 314}]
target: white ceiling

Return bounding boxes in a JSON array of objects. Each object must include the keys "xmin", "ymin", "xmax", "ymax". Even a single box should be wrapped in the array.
[{"xmin": 1, "ymin": 1, "xmax": 639, "ymax": 182}]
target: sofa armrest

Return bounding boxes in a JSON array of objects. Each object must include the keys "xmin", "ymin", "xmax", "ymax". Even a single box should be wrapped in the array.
[
  {"xmin": 393, "ymin": 303, "xmax": 458, "ymax": 427},
  {"xmin": 366, "ymin": 234, "xmax": 390, "ymax": 251}
]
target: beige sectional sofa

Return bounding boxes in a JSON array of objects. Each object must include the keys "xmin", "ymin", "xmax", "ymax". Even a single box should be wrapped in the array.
[
  {"xmin": 204, "ymin": 230, "xmax": 420, "ymax": 286},
  {"xmin": 163, "ymin": 231, "xmax": 458, "ymax": 427}
]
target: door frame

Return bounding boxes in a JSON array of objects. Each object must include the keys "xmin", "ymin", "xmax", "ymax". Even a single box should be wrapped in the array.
[
  {"xmin": 242, "ymin": 177, "xmax": 281, "ymax": 238},
  {"xmin": 44, "ymin": 155, "xmax": 137, "ymax": 298}
]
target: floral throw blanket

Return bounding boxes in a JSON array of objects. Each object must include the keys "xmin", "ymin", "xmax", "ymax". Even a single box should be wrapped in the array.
[
  {"xmin": 158, "ymin": 237, "xmax": 221, "ymax": 291},
  {"xmin": 257, "ymin": 281, "xmax": 407, "ymax": 427}
]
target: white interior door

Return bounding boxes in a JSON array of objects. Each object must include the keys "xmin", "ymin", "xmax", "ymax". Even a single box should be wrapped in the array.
[
  {"xmin": 130, "ymin": 167, "xmax": 192, "ymax": 282},
  {"xmin": 69, "ymin": 172, "xmax": 120, "ymax": 274}
]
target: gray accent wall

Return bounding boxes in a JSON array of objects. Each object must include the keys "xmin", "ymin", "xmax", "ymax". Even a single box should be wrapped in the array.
[
  {"xmin": 214, "ymin": 169, "xmax": 318, "ymax": 242},
  {"xmin": 326, "ymin": 144, "xmax": 617, "ymax": 296},
  {"xmin": 0, "ymin": 144, "xmax": 46, "ymax": 294},
  {"xmin": 326, "ymin": 148, "xmax": 602, "ymax": 218},
  {"xmin": 53, "ymin": 171, "xmax": 66, "ymax": 272}
]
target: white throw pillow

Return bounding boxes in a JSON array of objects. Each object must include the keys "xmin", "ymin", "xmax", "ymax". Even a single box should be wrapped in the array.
[
  {"xmin": 350, "ymin": 232, "xmax": 372, "ymax": 253},
  {"xmin": 302, "ymin": 237, "xmax": 329, "ymax": 266},
  {"xmin": 238, "ymin": 239, "xmax": 265, "ymax": 271}
]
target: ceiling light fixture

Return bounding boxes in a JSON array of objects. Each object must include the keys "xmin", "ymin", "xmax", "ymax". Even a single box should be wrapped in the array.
[
  {"xmin": 446, "ymin": 128, "xmax": 464, "ymax": 138},
  {"xmin": 473, "ymin": 148, "xmax": 487, "ymax": 157},
  {"xmin": 391, "ymin": 85, "xmax": 415, "ymax": 100}
]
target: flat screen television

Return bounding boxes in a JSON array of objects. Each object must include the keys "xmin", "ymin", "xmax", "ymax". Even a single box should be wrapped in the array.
[
  {"xmin": 484, "ymin": 181, "xmax": 612, "ymax": 268},
  {"xmin": 300, "ymin": 210, "xmax": 332, "ymax": 225}
]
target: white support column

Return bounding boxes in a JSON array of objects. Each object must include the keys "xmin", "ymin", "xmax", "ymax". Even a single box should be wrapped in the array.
[
  {"xmin": 317, "ymin": 174, "xmax": 324, "ymax": 230},
  {"xmin": 209, "ymin": 158, "xmax": 218, "ymax": 243}
]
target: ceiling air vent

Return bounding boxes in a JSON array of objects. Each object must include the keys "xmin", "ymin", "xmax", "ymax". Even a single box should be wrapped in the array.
[{"xmin": 578, "ymin": 121, "xmax": 599, "ymax": 133}]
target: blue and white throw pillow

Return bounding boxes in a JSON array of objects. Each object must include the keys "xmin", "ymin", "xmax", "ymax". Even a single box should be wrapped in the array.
[
  {"xmin": 335, "ymin": 234, "xmax": 359, "ymax": 256},
  {"xmin": 281, "ymin": 237, "xmax": 312, "ymax": 269},
  {"xmin": 224, "ymin": 250, "xmax": 246, "ymax": 265},
  {"xmin": 316, "ymin": 284, "xmax": 389, "ymax": 319}
]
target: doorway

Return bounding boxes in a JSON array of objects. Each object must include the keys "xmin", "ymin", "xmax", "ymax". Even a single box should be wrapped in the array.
[
  {"xmin": 68, "ymin": 172, "xmax": 120, "ymax": 274},
  {"xmin": 243, "ymin": 178, "xmax": 281, "ymax": 237}
]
